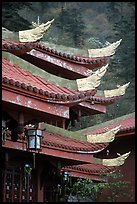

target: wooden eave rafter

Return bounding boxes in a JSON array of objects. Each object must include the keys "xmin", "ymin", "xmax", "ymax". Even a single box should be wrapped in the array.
[
  {"xmin": 2, "ymin": 40, "xmax": 109, "ymax": 79},
  {"xmin": 68, "ymin": 170, "xmax": 103, "ymax": 180},
  {"xmin": 23, "ymin": 49, "xmax": 96, "ymax": 79},
  {"xmin": 78, "ymin": 102, "xmax": 106, "ymax": 115},
  {"xmin": 2, "ymin": 40, "xmax": 37, "ymax": 55},
  {"xmin": 34, "ymin": 46, "xmax": 108, "ymax": 69},
  {"xmin": 2, "ymin": 88, "xmax": 70, "ymax": 119},
  {"xmin": 61, "ymin": 164, "xmax": 117, "ymax": 180},
  {"xmin": 2, "ymin": 79, "xmax": 96, "ymax": 106},
  {"xmin": 2, "ymin": 138, "xmax": 107, "ymax": 164},
  {"xmin": 117, "ymin": 130, "xmax": 135, "ymax": 137}
]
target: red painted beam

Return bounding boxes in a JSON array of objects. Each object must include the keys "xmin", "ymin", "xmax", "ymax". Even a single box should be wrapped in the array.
[
  {"xmin": 68, "ymin": 170, "xmax": 102, "ymax": 181},
  {"xmin": 79, "ymin": 102, "xmax": 106, "ymax": 114},
  {"xmin": 27, "ymin": 49, "xmax": 91, "ymax": 78},
  {"xmin": 40, "ymin": 145, "xmax": 94, "ymax": 163},
  {"xmin": 2, "ymin": 89, "xmax": 69, "ymax": 119},
  {"xmin": 116, "ymin": 132, "xmax": 135, "ymax": 137},
  {"xmin": 3, "ymin": 139, "xmax": 94, "ymax": 164}
]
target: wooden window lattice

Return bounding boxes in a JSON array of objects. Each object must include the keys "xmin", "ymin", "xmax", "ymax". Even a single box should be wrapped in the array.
[{"xmin": 2, "ymin": 167, "xmax": 34, "ymax": 202}]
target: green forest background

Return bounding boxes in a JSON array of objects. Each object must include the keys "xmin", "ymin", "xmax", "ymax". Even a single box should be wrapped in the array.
[{"xmin": 2, "ymin": 2, "xmax": 135, "ymax": 130}]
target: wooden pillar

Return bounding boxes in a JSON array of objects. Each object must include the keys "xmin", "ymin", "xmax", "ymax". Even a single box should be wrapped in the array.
[
  {"xmin": 62, "ymin": 119, "xmax": 66, "ymax": 129},
  {"xmin": 37, "ymin": 166, "xmax": 44, "ymax": 202},
  {"xmin": 18, "ymin": 112, "xmax": 24, "ymax": 125}
]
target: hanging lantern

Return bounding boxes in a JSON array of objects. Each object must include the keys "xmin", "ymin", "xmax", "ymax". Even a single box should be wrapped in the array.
[
  {"xmin": 27, "ymin": 128, "xmax": 43, "ymax": 150},
  {"xmin": 63, "ymin": 171, "xmax": 69, "ymax": 182}
]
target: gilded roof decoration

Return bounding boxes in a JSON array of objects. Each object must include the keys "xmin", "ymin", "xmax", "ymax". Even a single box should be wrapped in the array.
[
  {"xmin": 88, "ymin": 39, "xmax": 122, "ymax": 58},
  {"xmin": 19, "ymin": 19, "xmax": 54, "ymax": 43},
  {"xmin": 102, "ymin": 151, "xmax": 131, "ymax": 166},
  {"xmin": 76, "ymin": 64, "xmax": 108, "ymax": 91},
  {"xmin": 104, "ymin": 82, "xmax": 130, "ymax": 97},
  {"xmin": 86, "ymin": 125, "xmax": 121, "ymax": 143}
]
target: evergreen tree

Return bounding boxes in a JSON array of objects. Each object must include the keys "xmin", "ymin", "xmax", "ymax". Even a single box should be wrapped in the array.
[
  {"xmin": 2, "ymin": 2, "xmax": 32, "ymax": 31},
  {"xmin": 56, "ymin": 6, "xmax": 86, "ymax": 48}
]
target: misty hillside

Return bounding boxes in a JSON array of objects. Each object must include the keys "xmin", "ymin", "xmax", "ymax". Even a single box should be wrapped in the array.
[{"xmin": 2, "ymin": 2, "xmax": 135, "ymax": 130}]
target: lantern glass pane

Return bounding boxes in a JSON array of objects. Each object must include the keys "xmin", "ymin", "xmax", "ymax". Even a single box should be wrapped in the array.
[
  {"xmin": 36, "ymin": 136, "xmax": 41, "ymax": 149},
  {"xmin": 29, "ymin": 136, "xmax": 36, "ymax": 149},
  {"xmin": 2, "ymin": 120, "xmax": 6, "ymax": 128},
  {"xmin": 28, "ymin": 129, "xmax": 36, "ymax": 136},
  {"xmin": 36, "ymin": 129, "xmax": 42, "ymax": 136}
]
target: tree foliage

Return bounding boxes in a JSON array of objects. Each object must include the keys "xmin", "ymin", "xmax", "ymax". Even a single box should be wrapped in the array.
[
  {"xmin": 56, "ymin": 7, "xmax": 86, "ymax": 48},
  {"xmin": 70, "ymin": 170, "xmax": 134, "ymax": 202},
  {"xmin": 2, "ymin": 2, "xmax": 32, "ymax": 31}
]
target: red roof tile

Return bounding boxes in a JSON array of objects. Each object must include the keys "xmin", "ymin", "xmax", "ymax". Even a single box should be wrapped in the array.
[
  {"xmin": 61, "ymin": 163, "xmax": 116, "ymax": 175},
  {"xmin": 2, "ymin": 40, "xmax": 108, "ymax": 67},
  {"xmin": 2, "ymin": 58, "xmax": 119, "ymax": 106},
  {"xmin": 85, "ymin": 114, "xmax": 135, "ymax": 136},
  {"xmin": 2, "ymin": 40, "xmax": 37, "ymax": 55},
  {"xmin": 2, "ymin": 58, "xmax": 96, "ymax": 103},
  {"xmin": 35, "ymin": 43, "xmax": 108, "ymax": 68},
  {"xmin": 42, "ymin": 131, "xmax": 108, "ymax": 153}
]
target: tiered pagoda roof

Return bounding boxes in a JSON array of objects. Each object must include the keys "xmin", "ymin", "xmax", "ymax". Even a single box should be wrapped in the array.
[
  {"xmin": 61, "ymin": 163, "xmax": 117, "ymax": 180},
  {"xmin": 80, "ymin": 112, "xmax": 135, "ymax": 137},
  {"xmin": 2, "ymin": 25, "xmax": 122, "ymax": 79},
  {"xmin": 60, "ymin": 112, "xmax": 135, "ymax": 179},
  {"xmin": 2, "ymin": 56, "xmax": 128, "ymax": 126},
  {"xmin": 3, "ymin": 111, "xmax": 134, "ymax": 180},
  {"xmin": 2, "ymin": 23, "xmax": 133, "ymax": 180}
]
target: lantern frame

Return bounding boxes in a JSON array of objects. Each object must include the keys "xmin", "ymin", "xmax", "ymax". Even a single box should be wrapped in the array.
[{"xmin": 27, "ymin": 128, "xmax": 43, "ymax": 150}]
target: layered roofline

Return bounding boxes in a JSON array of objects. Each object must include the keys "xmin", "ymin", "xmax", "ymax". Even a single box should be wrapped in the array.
[
  {"xmin": 61, "ymin": 163, "xmax": 117, "ymax": 181},
  {"xmin": 2, "ymin": 27, "xmax": 122, "ymax": 59},
  {"xmin": 79, "ymin": 112, "xmax": 135, "ymax": 135},
  {"xmin": 42, "ymin": 112, "xmax": 135, "ymax": 140},
  {"xmin": 2, "ymin": 51, "xmax": 76, "ymax": 90},
  {"xmin": 3, "ymin": 52, "xmax": 130, "ymax": 99},
  {"xmin": 3, "ymin": 54, "xmax": 126, "ymax": 126}
]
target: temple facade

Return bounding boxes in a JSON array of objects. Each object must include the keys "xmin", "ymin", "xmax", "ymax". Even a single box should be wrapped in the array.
[{"xmin": 2, "ymin": 23, "xmax": 135, "ymax": 202}]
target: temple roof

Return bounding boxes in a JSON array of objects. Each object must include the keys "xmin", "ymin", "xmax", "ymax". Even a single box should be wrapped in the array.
[
  {"xmin": 2, "ymin": 40, "xmax": 108, "ymax": 66},
  {"xmin": 2, "ymin": 25, "xmax": 122, "ymax": 79},
  {"xmin": 43, "ymin": 112, "xmax": 135, "ymax": 142},
  {"xmin": 42, "ymin": 130, "xmax": 108, "ymax": 153},
  {"xmin": 61, "ymin": 163, "xmax": 117, "ymax": 180},
  {"xmin": 2, "ymin": 57, "xmax": 120, "ymax": 108},
  {"xmin": 59, "ymin": 112, "xmax": 134, "ymax": 179},
  {"xmin": 3, "ymin": 56, "xmax": 125, "ymax": 120},
  {"xmin": 79, "ymin": 112, "xmax": 135, "ymax": 137},
  {"xmin": 3, "ymin": 128, "xmax": 109, "ymax": 165},
  {"xmin": 2, "ymin": 40, "xmax": 108, "ymax": 79},
  {"xmin": 2, "ymin": 58, "xmax": 96, "ymax": 105}
]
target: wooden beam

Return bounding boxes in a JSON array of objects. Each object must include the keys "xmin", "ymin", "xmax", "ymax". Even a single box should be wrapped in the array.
[
  {"xmin": 79, "ymin": 102, "xmax": 106, "ymax": 114},
  {"xmin": 3, "ymin": 140, "xmax": 94, "ymax": 164},
  {"xmin": 28, "ymin": 49, "xmax": 90, "ymax": 77},
  {"xmin": 68, "ymin": 170, "xmax": 102, "ymax": 181},
  {"xmin": 2, "ymin": 89, "xmax": 69, "ymax": 119}
]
